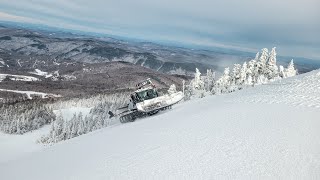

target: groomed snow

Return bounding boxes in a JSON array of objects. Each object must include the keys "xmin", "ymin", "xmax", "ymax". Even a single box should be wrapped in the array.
[{"xmin": 1, "ymin": 70, "xmax": 320, "ymax": 179}]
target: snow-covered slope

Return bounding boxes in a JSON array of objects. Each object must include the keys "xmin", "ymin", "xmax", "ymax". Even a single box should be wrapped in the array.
[
  {"xmin": 0, "ymin": 89, "xmax": 61, "ymax": 99},
  {"xmin": 29, "ymin": 69, "xmax": 53, "ymax": 78},
  {"xmin": 1, "ymin": 70, "xmax": 320, "ymax": 179},
  {"xmin": 0, "ymin": 73, "xmax": 39, "ymax": 82},
  {"xmin": 0, "ymin": 126, "xmax": 50, "ymax": 164}
]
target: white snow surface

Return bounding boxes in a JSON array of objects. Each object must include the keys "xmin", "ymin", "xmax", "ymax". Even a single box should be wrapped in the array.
[
  {"xmin": 29, "ymin": 69, "xmax": 53, "ymax": 78},
  {"xmin": 0, "ymin": 73, "xmax": 39, "ymax": 82},
  {"xmin": 0, "ymin": 89, "xmax": 61, "ymax": 99},
  {"xmin": 0, "ymin": 126, "xmax": 50, "ymax": 164},
  {"xmin": 1, "ymin": 70, "xmax": 320, "ymax": 179}
]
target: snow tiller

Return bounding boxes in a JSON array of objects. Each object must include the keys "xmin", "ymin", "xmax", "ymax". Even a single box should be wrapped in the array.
[{"xmin": 108, "ymin": 78, "xmax": 184, "ymax": 123}]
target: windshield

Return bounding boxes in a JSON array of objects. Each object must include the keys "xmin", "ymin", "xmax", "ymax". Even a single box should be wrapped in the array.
[{"xmin": 136, "ymin": 89, "xmax": 158, "ymax": 101}]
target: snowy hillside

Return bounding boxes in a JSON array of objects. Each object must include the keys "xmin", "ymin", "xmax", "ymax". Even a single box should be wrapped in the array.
[
  {"xmin": 1, "ymin": 70, "xmax": 320, "ymax": 179},
  {"xmin": 0, "ymin": 89, "xmax": 61, "ymax": 99},
  {"xmin": 0, "ymin": 73, "xmax": 39, "ymax": 82}
]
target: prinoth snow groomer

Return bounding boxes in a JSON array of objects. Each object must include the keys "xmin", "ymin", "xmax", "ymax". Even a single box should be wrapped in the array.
[{"xmin": 109, "ymin": 78, "xmax": 184, "ymax": 123}]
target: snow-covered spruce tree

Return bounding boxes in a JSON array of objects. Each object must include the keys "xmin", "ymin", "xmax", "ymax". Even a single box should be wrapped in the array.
[
  {"xmin": 246, "ymin": 59, "xmax": 256, "ymax": 85},
  {"xmin": 204, "ymin": 69, "xmax": 215, "ymax": 92},
  {"xmin": 279, "ymin": 65, "xmax": 285, "ymax": 78},
  {"xmin": 193, "ymin": 68, "xmax": 205, "ymax": 89},
  {"xmin": 284, "ymin": 59, "xmax": 297, "ymax": 78},
  {"xmin": 40, "ymin": 112, "xmax": 107, "ymax": 144},
  {"xmin": 187, "ymin": 68, "xmax": 206, "ymax": 98},
  {"xmin": 266, "ymin": 47, "xmax": 279, "ymax": 80},
  {"xmin": 0, "ymin": 101, "xmax": 56, "ymax": 134},
  {"xmin": 182, "ymin": 48, "xmax": 298, "ymax": 101},
  {"xmin": 258, "ymin": 48, "xmax": 268, "ymax": 75},
  {"xmin": 213, "ymin": 67, "xmax": 231, "ymax": 94},
  {"xmin": 249, "ymin": 48, "xmax": 267, "ymax": 84},
  {"xmin": 239, "ymin": 62, "xmax": 248, "ymax": 87},
  {"xmin": 55, "ymin": 115, "xmax": 65, "ymax": 142},
  {"xmin": 168, "ymin": 84, "xmax": 177, "ymax": 94},
  {"xmin": 231, "ymin": 64, "xmax": 242, "ymax": 90},
  {"xmin": 40, "ymin": 93, "xmax": 128, "ymax": 143},
  {"xmin": 182, "ymin": 80, "xmax": 185, "ymax": 95},
  {"xmin": 254, "ymin": 52, "xmax": 260, "ymax": 61}
]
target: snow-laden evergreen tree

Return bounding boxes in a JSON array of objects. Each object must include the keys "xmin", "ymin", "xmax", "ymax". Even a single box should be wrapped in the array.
[
  {"xmin": 254, "ymin": 52, "xmax": 260, "ymax": 61},
  {"xmin": 192, "ymin": 68, "xmax": 205, "ymax": 90},
  {"xmin": 246, "ymin": 75, "xmax": 253, "ymax": 86},
  {"xmin": 204, "ymin": 69, "xmax": 215, "ymax": 92},
  {"xmin": 246, "ymin": 59, "xmax": 256, "ymax": 85},
  {"xmin": 76, "ymin": 113, "xmax": 84, "ymax": 136},
  {"xmin": 266, "ymin": 47, "xmax": 279, "ymax": 80},
  {"xmin": 39, "ymin": 93, "xmax": 129, "ymax": 144},
  {"xmin": 70, "ymin": 114, "xmax": 78, "ymax": 138},
  {"xmin": 259, "ymin": 49, "xmax": 268, "ymax": 64},
  {"xmin": 0, "ymin": 101, "xmax": 55, "ymax": 134},
  {"xmin": 231, "ymin": 64, "xmax": 242, "ymax": 86},
  {"xmin": 239, "ymin": 62, "xmax": 247, "ymax": 86},
  {"xmin": 284, "ymin": 59, "xmax": 297, "ymax": 77},
  {"xmin": 257, "ymin": 48, "xmax": 268, "ymax": 76},
  {"xmin": 187, "ymin": 68, "xmax": 206, "ymax": 98},
  {"xmin": 214, "ymin": 67, "xmax": 231, "ymax": 94},
  {"xmin": 182, "ymin": 80, "xmax": 185, "ymax": 95},
  {"xmin": 178, "ymin": 47, "xmax": 298, "ymax": 102},
  {"xmin": 279, "ymin": 65, "xmax": 285, "ymax": 78},
  {"xmin": 54, "ymin": 115, "xmax": 64, "ymax": 141},
  {"xmin": 168, "ymin": 84, "xmax": 177, "ymax": 94}
]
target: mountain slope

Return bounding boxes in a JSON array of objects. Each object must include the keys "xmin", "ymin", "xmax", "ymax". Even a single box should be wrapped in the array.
[
  {"xmin": 0, "ymin": 25, "xmax": 221, "ymax": 74},
  {"xmin": 0, "ymin": 61, "xmax": 190, "ymax": 100},
  {"xmin": 1, "ymin": 70, "xmax": 320, "ymax": 179}
]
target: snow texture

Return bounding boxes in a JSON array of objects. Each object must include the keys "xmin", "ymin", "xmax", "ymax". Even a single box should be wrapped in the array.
[
  {"xmin": 0, "ymin": 126, "xmax": 50, "ymax": 164},
  {"xmin": 0, "ymin": 70, "xmax": 320, "ymax": 179},
  {"xmin": 29, "ymin": 69, "xmax": 53, "ymax": 78},
  {"xmin": 0, "ymin": 89, "xmax": 61, "ymax": 99},
  {"xmin": 0, "ymin": 74, "xmax": 39, "ymax": 82}
]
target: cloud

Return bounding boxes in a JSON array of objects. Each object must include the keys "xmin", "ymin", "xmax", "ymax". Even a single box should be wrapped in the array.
[
  {"xmin": 0, "ymin": 11, "xmax": 40, "ymax": 23},
  {"xmin": 0, "ymin": 0, "xmax": 319, "ymax": 59}
]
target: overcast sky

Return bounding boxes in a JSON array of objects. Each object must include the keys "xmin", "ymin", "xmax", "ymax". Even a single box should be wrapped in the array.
[{"xmin": 0, "ymin": 0, "xmax": 319, "ymax": 59}]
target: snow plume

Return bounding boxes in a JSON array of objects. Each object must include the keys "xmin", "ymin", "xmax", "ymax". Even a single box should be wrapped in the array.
[{"xmin": 184, "ymin": 47, "xmax": 297, "ymax": 99}]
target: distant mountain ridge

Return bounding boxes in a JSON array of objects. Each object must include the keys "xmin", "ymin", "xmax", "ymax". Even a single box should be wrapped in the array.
[
  {"xmin": 0, "ymin": 25, "xmax": 217, "ymax": 75},
  {"xmin": 1, "ymin": 22, "xmax": 319, "ymax": 75}
]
